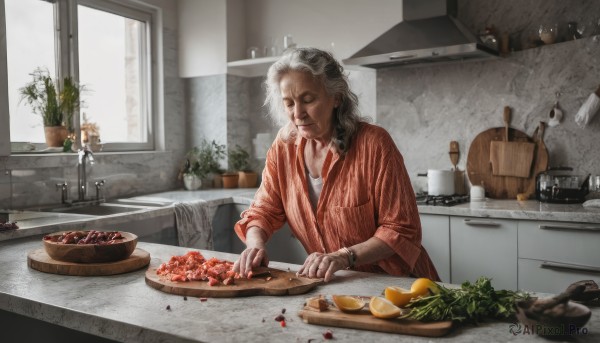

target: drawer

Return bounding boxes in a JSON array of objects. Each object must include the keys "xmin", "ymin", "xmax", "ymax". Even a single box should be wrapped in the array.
[
  {"xmin": 519, "ymin": 258, "xmax": 600, "ymax": 294},
  {"xmin": 518, "ymin": 220, "xmax": 600, "ymax": 267}
]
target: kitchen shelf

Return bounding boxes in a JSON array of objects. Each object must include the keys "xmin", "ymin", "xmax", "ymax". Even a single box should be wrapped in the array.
[{"xmin": 227, "ymin": 56, "xmax": 280, "ymax": 77}]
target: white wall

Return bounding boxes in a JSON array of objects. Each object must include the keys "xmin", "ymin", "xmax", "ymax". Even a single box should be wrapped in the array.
[
  {"xmin": 178, "ymin": 0, "xmax": 227, "ymax": 77},
  {"xmin": 244, "ymin": 0, "xmax": 404, "ymax": 61},
  {"xmin": 178, "ymin": 0, "xmax": 404, "ymax": 77}
]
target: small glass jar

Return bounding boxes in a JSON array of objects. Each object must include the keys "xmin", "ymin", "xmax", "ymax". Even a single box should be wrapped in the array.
[
  {"xmin": 539, "ymin": 24, "xmax": 558, "ymax": 44},
  {"xmin": 246, "ymin": 46, "xmax": 260, "ymax": 59}
]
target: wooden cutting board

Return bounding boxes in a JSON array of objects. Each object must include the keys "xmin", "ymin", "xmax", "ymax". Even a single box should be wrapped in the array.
[
  {"xmin": 467, "ymin": 127, "xmax": 547, "ymax": 199},
  {"xmin": 27, "ymin": 248, "xmax": 150, "ymax": 276},
  {"xmin": 298, "ymin": 305, "xmax": 453, "ymax": 337},
  {"xmin": 145, "ymin": 263, "xmax": 322, "ymax": 298}
]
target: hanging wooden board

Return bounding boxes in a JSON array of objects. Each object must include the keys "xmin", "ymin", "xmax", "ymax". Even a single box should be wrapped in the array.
[
  {"xmin": 145, "ymin": 263, "xmax": 321, "ymax": 298},
  {"xmin": 27, "ymin": 248, "xmax": 150, "ymax": 276},
  {"xmin": 298, "ymin": 305, "xmax": 453, "ymax": 337},
  {"xmin": 466, "ymin": 127, "xmax": 547, "ymax": 199}
]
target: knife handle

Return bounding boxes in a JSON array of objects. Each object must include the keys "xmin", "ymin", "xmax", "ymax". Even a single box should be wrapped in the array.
[{"xmin": 503, "ymin": 106, "xmax": 511, "ymax": 142}]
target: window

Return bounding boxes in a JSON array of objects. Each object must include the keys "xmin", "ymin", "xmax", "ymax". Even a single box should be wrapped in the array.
[{"xmin": 1, "ymin": 0, "xmax": 159, "ymax": 152}]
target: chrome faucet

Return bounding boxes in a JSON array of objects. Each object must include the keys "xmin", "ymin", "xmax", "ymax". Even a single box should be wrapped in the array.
[{"xmin": 78, "ymin": 146, "xmax": 95, "ymax": 201}]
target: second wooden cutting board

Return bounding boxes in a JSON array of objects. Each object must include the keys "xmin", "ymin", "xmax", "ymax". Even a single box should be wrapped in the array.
[
  {"xmin": 298, "ymin": 306, "xmax": 453, "ymax": 337},
  {"xmin": 467, "ymin": 127, "xmax": 547, "ymax": 199}
]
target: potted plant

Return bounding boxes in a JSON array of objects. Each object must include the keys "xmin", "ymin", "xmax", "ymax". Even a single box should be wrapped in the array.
[
  {"xmin": 19, "ymin": 67, "xmax": 85, "ymax": 147},
  {"xmin": 180, "ymin": 148, "xmax": 207, "ymax": 191},
  {"xmin": 227, "ymin": 144, "xmax": 258, "ymax": 188},
  {"xmin": 195, "ymin": 139, "xmax": 226, "ymax": 188}
]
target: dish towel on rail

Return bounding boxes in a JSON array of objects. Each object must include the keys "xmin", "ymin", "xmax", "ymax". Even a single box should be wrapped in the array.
[{"xmin": 174, "ymin": 200, "xmax": 214, "ymax": 249}]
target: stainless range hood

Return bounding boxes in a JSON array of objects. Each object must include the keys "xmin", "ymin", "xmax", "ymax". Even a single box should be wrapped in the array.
[{"xmin": 343, "ymin": 0, "xmax": 498, "ymax": 68}]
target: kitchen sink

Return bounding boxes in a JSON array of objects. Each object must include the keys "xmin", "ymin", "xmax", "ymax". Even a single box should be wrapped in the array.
[{"xmin": 40, "ymin": 203, "xmax": 159, "ymax": 216}]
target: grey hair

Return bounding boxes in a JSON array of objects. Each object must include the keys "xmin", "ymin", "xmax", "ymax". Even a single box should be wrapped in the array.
[{"xmin": 264, "ymin": 47, "xmax": 367, "ymax": 154}]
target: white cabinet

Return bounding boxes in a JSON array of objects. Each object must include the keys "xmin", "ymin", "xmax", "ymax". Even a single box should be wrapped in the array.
[
  {"xmin": 518, "ymin": 220, "xmax": 600, "ymax": 294},
  {"xmin": 420, "ymin": 214, "xmax": 450, "ymax": 283},
  {"xmin": 450, "ymin": 217, "xmax": 518, "ymax": 290}
]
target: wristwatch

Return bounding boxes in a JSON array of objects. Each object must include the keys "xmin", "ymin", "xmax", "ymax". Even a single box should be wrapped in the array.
[{"xmin": 340, "ymin": 247, "xmax": 356, "ymax": 269}]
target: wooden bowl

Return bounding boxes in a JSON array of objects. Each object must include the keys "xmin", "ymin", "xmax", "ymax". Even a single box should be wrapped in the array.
[
  {"xmin": 516, "ymin": 299, "xmax": 591, "ymax": 338},
  {"xmin": 43, "ymin": 231, "xmax": 137, "ymax": 263}
]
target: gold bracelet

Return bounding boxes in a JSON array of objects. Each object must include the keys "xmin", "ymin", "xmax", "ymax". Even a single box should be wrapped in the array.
[{"xmin": 340, "ymin": 247, "xmax": 356, "ymax": 269}]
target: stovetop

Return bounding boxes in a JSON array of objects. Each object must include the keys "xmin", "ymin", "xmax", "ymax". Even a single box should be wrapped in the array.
[{"xmin": 415, "ymin": 194, "xmax": 470, "ymax": 207}]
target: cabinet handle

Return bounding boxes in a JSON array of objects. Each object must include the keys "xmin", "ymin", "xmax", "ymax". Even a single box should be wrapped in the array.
[
  {"xmin": 541, "ymin": 261, "xmax": 600, "ymax": 274},
  {"xmin": 389, "ymin": 54, "xmax": 416, "ymax": 60},
  {"xmin": 539, "ymin": 224, "xmax": 600, "ymax": 232},
  {"xmin": 463, "ymin": 219, "xmax": 501, "ymax": 227}
]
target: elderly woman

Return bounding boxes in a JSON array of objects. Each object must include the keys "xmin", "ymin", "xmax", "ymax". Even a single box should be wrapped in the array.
[{"xmin": 234, "ymin": 47, "xmax": 439, "ymax": 282}]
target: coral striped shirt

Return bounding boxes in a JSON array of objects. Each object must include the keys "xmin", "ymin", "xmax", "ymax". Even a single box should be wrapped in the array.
[{"xmin": 235, "ymin": 123, "xmax": 439, "ymax": 280}]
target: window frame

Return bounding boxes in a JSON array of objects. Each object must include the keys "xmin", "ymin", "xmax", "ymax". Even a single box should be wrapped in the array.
[{"xmin": 0, "ymin": 0, "xmax": 163, "ymax": 154}]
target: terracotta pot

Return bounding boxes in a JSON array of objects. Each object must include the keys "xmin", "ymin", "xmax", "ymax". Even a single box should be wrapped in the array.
[
  {"xmin": 44, "ymin": 126, "xmax": 68, "ymax": 148},
  {"xmin": 212, "ymin": 173, "xmax": 223, "ymax": 188},
  {"xmin": 238, "ymin": 171, "xmax": 258, "ymax": 188},
  {"xmin": 222, "ymin": 172, "xmax": 239, "ymax": 189}
]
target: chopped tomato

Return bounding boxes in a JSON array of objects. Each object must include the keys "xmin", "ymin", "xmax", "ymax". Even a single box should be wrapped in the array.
[{"xmin": 156, "ymin": 251, "xmax": 239, "ymax": 286}]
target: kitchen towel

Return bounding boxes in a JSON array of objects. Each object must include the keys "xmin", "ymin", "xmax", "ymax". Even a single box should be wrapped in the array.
[
  {"xmin": 575, "ymin": 92, "xmax": 600, "ymax": 128},
  {"xmin": 174, "ymin": 200, "xmax": 214, "ymax": 249}
]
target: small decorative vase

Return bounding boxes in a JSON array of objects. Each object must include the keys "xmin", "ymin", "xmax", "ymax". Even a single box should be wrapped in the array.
[
  {"xmin": 221, "ymin": 172, "xmax": 239, "ymax": 189},
  {"xmin": 238, "ymin": 171, "xmax": 258, "ymax": 188},
  {"xmin": 44, "ymin": 126, "xmax": 68, "ymax": 148},
  {"xmin": 183, "ymin": 174, "xmax": 202, "ymax": 191}
]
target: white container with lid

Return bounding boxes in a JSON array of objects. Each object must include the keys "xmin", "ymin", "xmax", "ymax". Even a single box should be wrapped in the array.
[{"xmin": 427, "ymin": 169, "xmax": 455, "ymax": 196}]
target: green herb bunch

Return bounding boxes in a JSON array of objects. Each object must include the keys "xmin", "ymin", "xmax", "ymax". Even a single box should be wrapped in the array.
[{"xmin": 402, "ymin": 277, "xmax": 530, "ymax": 323}]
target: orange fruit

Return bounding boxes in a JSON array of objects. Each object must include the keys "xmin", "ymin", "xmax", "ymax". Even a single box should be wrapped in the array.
[
  {"xmin": 410, "ymin": 278, "xmax": 440, "ymax": 298},
  {"xmin": 332, "ymin": 295, "xmax": 365, "ymax": 313},
  {"xmin": 384, "ymin": 286, "xmax": 414, "ymax": 307},
  {"xmin": 369, "ymin": 296, "xmax": 401, "ymax": 319}
]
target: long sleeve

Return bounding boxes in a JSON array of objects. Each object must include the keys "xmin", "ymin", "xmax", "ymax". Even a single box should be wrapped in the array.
[{"xmin": 234, "ymin": 141, "xmax": 287, "ymax": 242}]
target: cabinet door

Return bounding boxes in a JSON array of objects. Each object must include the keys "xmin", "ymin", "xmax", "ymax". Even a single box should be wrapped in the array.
[
  {"xmin": 420, "ymin": 214, "xmax": 450, "ymax": 282},
  {"xmin": 519, "ymin": 258, "xmax": 600, "ymax": 294},
  {"xmin": 451, "ymin": 217, "xmax": 518, "ymax": 290}
]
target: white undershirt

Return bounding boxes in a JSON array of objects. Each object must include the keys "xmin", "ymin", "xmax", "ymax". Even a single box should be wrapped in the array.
[{"xmin": 306, "ymin": 169, "xmax": 323, "ymax": 211}]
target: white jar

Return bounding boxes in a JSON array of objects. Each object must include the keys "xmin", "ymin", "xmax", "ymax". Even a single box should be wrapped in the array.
[{"xmin": 470, "ymin": 185, "xmax": 485, "ymax": 201}]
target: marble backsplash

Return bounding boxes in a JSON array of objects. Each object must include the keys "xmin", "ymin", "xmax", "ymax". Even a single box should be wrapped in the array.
[{"xmin": 379, "ymin": 37, "xmax": 600, "ymax": 184}]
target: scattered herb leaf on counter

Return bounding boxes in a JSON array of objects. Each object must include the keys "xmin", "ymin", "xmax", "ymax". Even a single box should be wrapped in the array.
[{"xmin": 402, "ymin": 277, "xmax": 530, "ymax": 323}]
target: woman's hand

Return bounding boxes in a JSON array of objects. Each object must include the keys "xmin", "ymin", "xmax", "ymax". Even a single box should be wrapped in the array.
[
  {"xmin": 233, "ymin": 227, "xmax": 269, "ymax": 278},
  {"xmin": 297, "ymin": 251, "xmax": 348, "ymax": 282},
  {"xmin": 234, "ymin": 246, "xmax": 269, "ymax": 278}
]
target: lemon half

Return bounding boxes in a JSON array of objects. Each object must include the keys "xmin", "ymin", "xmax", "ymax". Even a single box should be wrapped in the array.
[
  {"xmin": 369, "ymin": 296, "xmax": 401, "ymax": 319},
  {"xmin": 384, "ymin": 286, "xmax": 414, "ymax": 307},
  {"xmin": 410, "ymin": 278, "xmax": 440, "ymax": 298},
  {"xmin": 332, "ymin": 295, "xmax": 366, "ymax": 313}
]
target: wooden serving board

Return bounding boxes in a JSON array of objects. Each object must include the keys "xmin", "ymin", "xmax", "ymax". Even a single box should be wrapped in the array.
[
  {"xmin": 467, "ymin": 127, "xmax": 547, "ymax": 199},
  {"xmin": 28, "ymin": 248, "xmax": 150, "ymax": 276},
  {"xmin": 145, "ymin": 263, "xmax": 321, "ymax": 298},
  {"xmin": 298, "ymin": 306, "xmax": 453, "ymax": 337}
]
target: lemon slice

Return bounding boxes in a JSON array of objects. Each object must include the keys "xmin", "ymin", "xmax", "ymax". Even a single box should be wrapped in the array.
[
  {"xmin": 410, "ymin": 278, "xmax": 440, "ymax": 298},
  {"xmin": 384, "ymin": 286, "xmax": 414, "ymax": 307},
  {"xmin": 369, "ymin": 296, "xmax": 401, "ymax": 319},
  {"xmin": 332, "ymin": 295, "xmax": 366, "ymax": 313}
]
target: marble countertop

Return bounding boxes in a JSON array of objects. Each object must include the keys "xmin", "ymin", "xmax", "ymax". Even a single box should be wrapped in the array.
[
  {"xmin": 2, "ymin": 237, "xmax": 598, "ymax": 342},
  {"xmin": 418, "ymin": 199, "xmax": 600, "ymax": 224},
  {"xmin": 2, "ymin": 188, "xmax": 598, "ymax": 243}
]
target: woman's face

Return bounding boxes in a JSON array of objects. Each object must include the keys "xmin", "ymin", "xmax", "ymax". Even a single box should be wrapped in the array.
[{"xmin": 280, "ymin": 70, "xmax": 339, "ymax": 142}]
